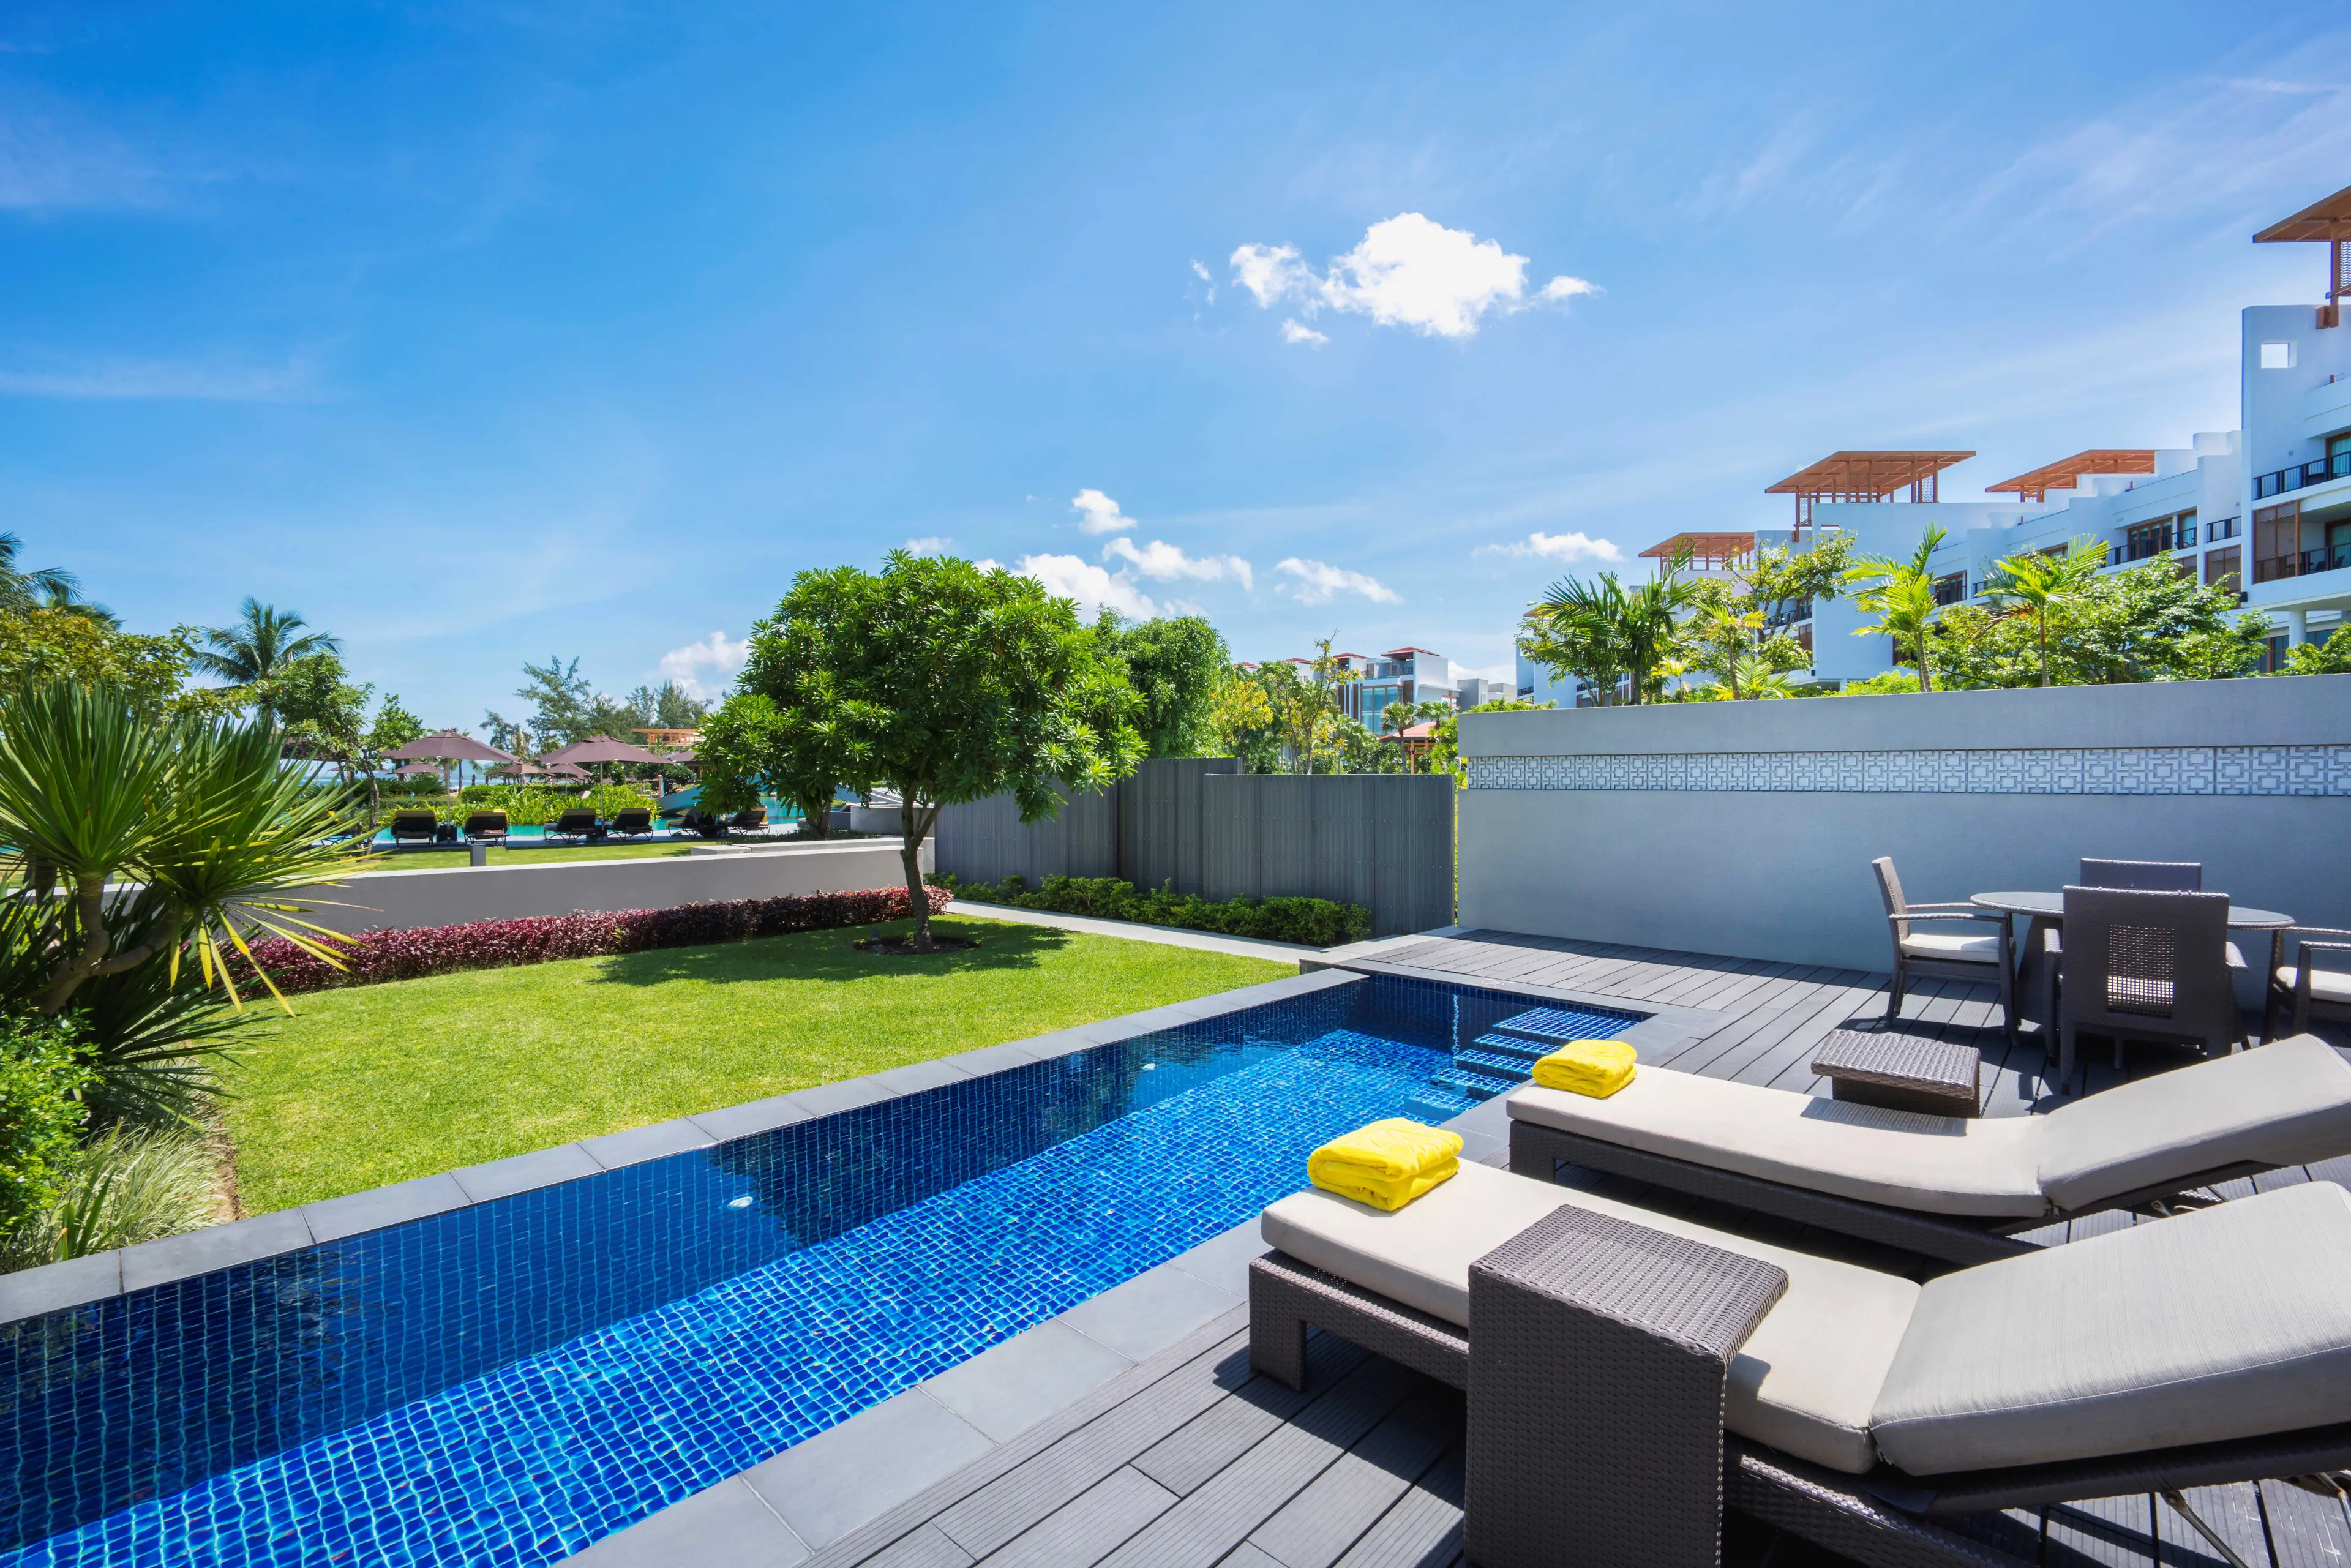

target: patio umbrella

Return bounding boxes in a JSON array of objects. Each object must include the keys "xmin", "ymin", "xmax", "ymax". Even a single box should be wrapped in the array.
[
  {"xmin": 540, "ymin": 735, "xmax": 663, "ymax": 767},
  {"xmin": 383, "ymin": 729, "xmax": 518, "ymax": 791},
  {"xmin": 539, "ymin": 760, "xmax": 591, "ymax": 781}
]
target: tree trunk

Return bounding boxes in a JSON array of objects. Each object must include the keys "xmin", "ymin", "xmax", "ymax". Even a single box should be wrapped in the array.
[
  {"xmin": 902, "ymin": 798, "xmax": 939, "ymax": 950},
  {"xmin": 799, "ymin": 793, "xmax": 831, "ymax": 839}
]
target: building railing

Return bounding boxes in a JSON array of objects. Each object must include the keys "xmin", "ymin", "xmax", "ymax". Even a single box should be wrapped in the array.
[
  {"xmin": 2207, "ymin": 516, "xmax": 2241, "ymax": 542},
  {"xmin": 2253, "ymin": 450, "xmax": 2351, "ymax": 500},
  {"xmin": 2254, "ymin": 541, "xmax": 2351, "ymax": 583}
]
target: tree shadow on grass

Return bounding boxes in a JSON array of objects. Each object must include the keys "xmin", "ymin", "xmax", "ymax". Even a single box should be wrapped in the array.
[{"xmin": 585, "ymin": 916, "xmax": 1076, "ymax": 988}]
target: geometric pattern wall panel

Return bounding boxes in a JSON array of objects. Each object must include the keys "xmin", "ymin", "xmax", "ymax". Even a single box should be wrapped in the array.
[{"xmin": 1465, "ymin": 745, "xmax": 2351, "ymax": 797}]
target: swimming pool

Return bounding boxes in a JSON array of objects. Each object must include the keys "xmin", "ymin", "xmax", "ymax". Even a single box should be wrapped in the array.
[{"xmin": 0, "ymin": 973, "xmax": 1642, "ymax": 1567}]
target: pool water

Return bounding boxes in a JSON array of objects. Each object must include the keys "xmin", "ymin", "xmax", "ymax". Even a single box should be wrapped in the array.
[{"xmin": 1, "ymin": 977, "xmax": 1639, "ymax": 1567}]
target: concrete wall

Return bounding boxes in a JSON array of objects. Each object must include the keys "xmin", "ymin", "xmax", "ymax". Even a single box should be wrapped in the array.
[
  {"xmin": 308, "ymin": 839, "xmax": 926, "ymax": 934},
  {"xmin": 1457, "ymin": 676, "xmax": 2351, "ymax": 979}
]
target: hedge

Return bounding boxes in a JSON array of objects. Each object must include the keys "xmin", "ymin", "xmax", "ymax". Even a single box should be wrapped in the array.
[
  {"xmin": 373, "ymin": 782, "xmax": 660, "ymax": 827},
  {"xmin": 928, "ymin": 872, "xmax": 1369, "ymax": 948},
  {"xmin": 229, "ymin": 883, "xmax": 953, "ymax": 996}
]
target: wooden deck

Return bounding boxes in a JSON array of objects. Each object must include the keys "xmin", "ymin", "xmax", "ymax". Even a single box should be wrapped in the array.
[{"xmin": 807, "ymin": 931, "xmax": 2351, "ymax": 1568}]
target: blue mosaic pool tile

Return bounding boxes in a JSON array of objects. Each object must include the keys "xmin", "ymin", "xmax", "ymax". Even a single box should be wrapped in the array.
[{"xmin": 4, "ymin": 985, "xmax": 1450, "ymax": 1568}]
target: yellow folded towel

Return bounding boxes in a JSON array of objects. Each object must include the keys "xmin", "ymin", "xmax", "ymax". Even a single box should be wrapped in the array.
[
  {"xmin": 1531, "ymin": 1040, "xmax": 1637, "ymax": 1098},
  {"xmin": 1308, "ymin": 1119, "xmax": 1463, "ymax": 1212}
]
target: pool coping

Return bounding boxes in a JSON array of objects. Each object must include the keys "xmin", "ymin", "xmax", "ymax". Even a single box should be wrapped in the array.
[{"xmin": 0, "ymin": 966, "xmax": 1359, "ymax": 1327}]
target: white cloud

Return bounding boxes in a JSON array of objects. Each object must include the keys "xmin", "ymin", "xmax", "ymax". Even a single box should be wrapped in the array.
[
  {"xmin": 1230, "ymin": 242, "xmax": 1316, "ymax": 308},
  {"xmin": 1231, "ymin": 214, "xmax": 1597, "ymax": 342},
  {"xmin": 1070, "ymin": 487, "xmax": 1131, "ymax": 535},
  {"xmin": 1190, "ymin": 259, "xmax": 1211, "ymax": 281},
  {"xmin": 1102, "ymin": 536, "xmax": 1254, "ymax": 590},
  {"xmin": 657, "ymin": 631, "xmax": 751, "ymax": 701},
  {"xmin": 1015, "ymin": 553, "xmax": 1159, "ymax": 618},
  {"xmin": 903, "ymin": 535, "xmax": 951, "ymax": 553},
  {"xmin": 1474, "ymin": 530, "xmax": 1626, "ymax": 564},
  {"xmin": 1275, "ymin": 557, "xmax": 1400, "ymax": 605}
]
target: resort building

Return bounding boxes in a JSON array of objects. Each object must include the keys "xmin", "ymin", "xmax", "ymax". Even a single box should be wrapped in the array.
[{"xmin": 1269, "ymin": 646, "xmax": 1495, "ymax": 729}]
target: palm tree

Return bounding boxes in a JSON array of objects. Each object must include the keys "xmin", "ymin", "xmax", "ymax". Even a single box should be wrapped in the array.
[
  {"xmin": 193, "ymin": 599, "xmax": 341, "ymax": 719},
  {"xmin": 0, "ymin": 532, "xmax": 81, "ymax": 613},
  {"xmin": 40, "ymin": 583, "xmax": 119, "ymax": 629},
  {"xmin": 1535, "ymin": 551, "xmax": 1697, "ymax": 705},
  {"xmin": 1982, "ymin": 537, "xmax": 2105, "ymax": 687},
  {"xmin": 1843, "ymin": 525, "xmax": 1948, "ymax": 694}
]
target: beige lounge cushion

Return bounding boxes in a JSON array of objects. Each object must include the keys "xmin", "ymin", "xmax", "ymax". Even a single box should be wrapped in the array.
[
  {"xmin": 1261, "ymin": 1161, "xmax": 1918, "ymax": 1474},
  {"xmin": 2030, "ymin": 1035, "xmax": 2351, "ymax": 1214},
  {"xmin": 1899, "ymin": 928, "xmax": 2004, "ymax": 961},
  {"xmin": 2278, "ymin": 966, "xmax": 2351, "ymax": 1005},
  {"xmin": 1507, "ymin": 1070, "xmax": 2046, "ymax": 1218},
  {"xmin": 1871, "ymin": 1182, "xmax": 2351, "ymax": 1475}
]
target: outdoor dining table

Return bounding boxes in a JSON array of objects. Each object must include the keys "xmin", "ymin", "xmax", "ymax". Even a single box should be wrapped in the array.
[{"xmin": 1969, "ymin": 891, "xmax": 2296, "ymax": 1033}]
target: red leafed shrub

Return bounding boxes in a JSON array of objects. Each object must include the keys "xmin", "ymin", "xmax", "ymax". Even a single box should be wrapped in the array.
[{"xmin": 231, "ymin": 883, "xmax": 951, "ymax": 996}]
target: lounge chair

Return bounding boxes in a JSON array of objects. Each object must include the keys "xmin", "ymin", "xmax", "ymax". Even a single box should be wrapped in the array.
[
  {"xmin": 2270, "ymin": 926, "xmax": 2351, "ymax": 1041},
  {"xmin": 1504, "ymin": 1034, "xmax": 2351, "ymax": 1265},
  {"xmin": 461, "ymin": 810, "xmax": 509, "ymax": 844},
  {"xmin": 605, "ymin": 807, "xmax": 653, "ymax": 840},
  {"xmin": 2058, "ymin": 885, "xmax": 2246, "ymax": 1089},
  {"xmin": 544, "ymin": 808, "xmax": 600, "ymax": 844},
  {"xmin": 1872, "ymin": 857, "xmax": 2015, "ymax": 1039},
  {"xmin": 386, "ymin": 809, "xmax": 439, "ymax": 847},
  {"xmin": 727, "ymin": 806, "xmax": 767, "ymax": 833},
  {"xmin": 1252, "ymin": 1161, "xmax": 2351, "ymax": 1568}
]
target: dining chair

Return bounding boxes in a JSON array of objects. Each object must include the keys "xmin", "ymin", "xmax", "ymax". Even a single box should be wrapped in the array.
[
  {"xmin": 1871, "ymin": 857, "xmax": 2016, "ymax": 1038},
  {"xmin": 2057, "ymin": 885, "xmax": 2245, "ymax": 1091},
  {"xmin": 2267, "ymin": 926, "xmax": 2351, "ymax": 1041},
  {"xmin": 2079, "ymin": 858, "xmax": 2202, "ymax": 891},
  {"xmin": 2031, "ymin": 861, "xmax": 2209, "ymax": 1038}
]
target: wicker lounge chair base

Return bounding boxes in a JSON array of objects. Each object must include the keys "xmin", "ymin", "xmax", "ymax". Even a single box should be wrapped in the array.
[
  {"xmin": 1253, "ymin": 1244, "xmax": 2351, "ymax": 1568},
  {"xmin": 1507, "ymin": 1118, "xmax": 2273, "ymax": 1270}
]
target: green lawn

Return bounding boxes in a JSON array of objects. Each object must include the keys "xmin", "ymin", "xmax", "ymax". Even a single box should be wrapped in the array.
[
  {"xmin": 224, "ymin": 913, "xmax": 1291, "ymax": 1214},
  {"xmin": 346, "ymin": 841, "xmax": 699, "ymax": 874}
]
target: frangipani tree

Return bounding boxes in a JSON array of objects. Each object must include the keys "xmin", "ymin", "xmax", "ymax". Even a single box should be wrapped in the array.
[{"xmin": 744, "ymin": 553, "xmax": 1144, "ymax": 950}]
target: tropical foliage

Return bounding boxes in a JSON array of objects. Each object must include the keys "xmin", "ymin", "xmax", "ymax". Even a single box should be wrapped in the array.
[
  {"xmin": 1842, "ymin": 525, "xmax": 1949, "ymax": 694},
  {"xmin": 1521, "ymin": 552, "xmax": 1698, "ymax": 704},
  {"xmin": 929, "ymin": 872, "xmax": 1371, "ymax": 947},
  {"xmin": 2285, "ymin": 624, "xmax": 2351, "ymax": 676},
  {"xmin": 1091, "ymin": 612, "xmax": 1232, "ymax": 757}
]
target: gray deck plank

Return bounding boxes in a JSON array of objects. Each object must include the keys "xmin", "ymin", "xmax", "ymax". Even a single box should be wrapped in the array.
[
  {"xmin": 1245, "ymin": 1384, "xmax": 1461, "ymax": 1568},
  {"xmin": 1103, "ymin": 1358, "xmax": 1427, "ymax": 1568},
  {"xmin": 2045, "ymin": 1493, "xmax": 2160, "ymax": 1567},
  {"xmin": 973, "ymin": 1467, "xmax": 1175, "ymax": 1568},
  {"xmin": 2259, "ymin": 1476, "xmax": 2351, "ymax": 1568},
  {"xmin": 935, "ymin": 1335, "xmax": 1358, "ymax": 1560},
  {"xmin": 1329, "ymin": 1444, "xmax": 1464, "ymax": 1568},
  {"xmin": 1134, "ymin": 1349, "xmax": 1392, "ymax": 1499},
  {"xmin": 2159, "ymin": 1482, "xmax": 2274, "ymax": 1567}
]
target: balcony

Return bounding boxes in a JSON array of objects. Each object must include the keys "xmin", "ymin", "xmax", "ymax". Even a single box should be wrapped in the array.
[
  {"xmin": 2253, "ymin": 539, "xmax": 2351, "ymax": 584},
  {"xmin": 2252, "ymin": 449, "xmax": 2351, "ymax": 500}
]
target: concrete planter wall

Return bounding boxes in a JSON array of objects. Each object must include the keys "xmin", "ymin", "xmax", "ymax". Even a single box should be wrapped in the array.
[
  {"xmin": 308, "ymin": 839, "xmax": 931, "ymax": 935},
  {"xmin": 1457, "ymin": 675, "xmax": 2351, "ymax": 980}
]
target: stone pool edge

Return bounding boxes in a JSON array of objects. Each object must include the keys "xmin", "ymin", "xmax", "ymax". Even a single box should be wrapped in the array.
[{"xmin": 0, "ymin": 967, "xmax": 1359, "ymax": 1327}]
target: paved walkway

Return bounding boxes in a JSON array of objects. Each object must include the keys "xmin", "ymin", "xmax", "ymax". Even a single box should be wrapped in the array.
[{"xmin": 942, "ymin": 898, "xmax": 1323, "ymax": 965}]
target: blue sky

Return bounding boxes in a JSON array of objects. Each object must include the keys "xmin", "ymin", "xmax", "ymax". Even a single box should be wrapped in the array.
[{"xmin": 7, "ymin": 1, "xmax": 2351, "ymax": 724}]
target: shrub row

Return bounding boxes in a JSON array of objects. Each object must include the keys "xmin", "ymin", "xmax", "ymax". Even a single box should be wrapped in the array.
[
  {"xmin": 374, "ymin": 782, "xmax": 661, "ymax": 827},
  {"xmin": 230, "ymin": 883, "xmax": 953, "ymax": 996},
  {"xmin": 928, "ymin": 872, "xmax": 1370, "ymax": 948}
]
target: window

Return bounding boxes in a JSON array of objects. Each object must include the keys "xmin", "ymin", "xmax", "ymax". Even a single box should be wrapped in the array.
[
  {"xmin": 2260, "ymin": 341, "xmax": 2296, "ymax": 370},
  {"xmin": 2174, "ymin": 509, "xmax": 2196, "ymax": 547},
  {"xmin": 2124, "ymin": 519, "xmax": 2176, "ymax": 561},
  {"xmin": 2207, "ymin": 516, "xmax": 2240, "ymax": 542},
  {"xmin": 2204, "ymin": 546, "xmax": 2241, "ymax": 592},
  {"xmin": 2255, "ymin": 501, "xmax": 2302, "ymax": 583},
  {"xmin": 1932, "ymin": 572, "xmax": 1964, "ymax": 606}
]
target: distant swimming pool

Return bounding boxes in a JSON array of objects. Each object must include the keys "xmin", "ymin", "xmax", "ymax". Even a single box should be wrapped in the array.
[{"xmin": 0, "ymin": 975, "xmax": 1641, "ymax": 1567}]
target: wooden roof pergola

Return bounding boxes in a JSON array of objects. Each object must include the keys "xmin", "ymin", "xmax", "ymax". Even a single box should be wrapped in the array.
[
  {"xmin": 1984, "ymin": 449, "xmax": 2156, "ymax": 504},
  {"xmin": 1764, "ymin": 450, "xmax": 1973, "ymax": 531},
  {"xmin": 2255, "ymin": 182, "xmax": 2351, "ymax": 310},
  {"xmin": 1640, "ymin": 531, "xmax": 1755, "ymax": 570}
]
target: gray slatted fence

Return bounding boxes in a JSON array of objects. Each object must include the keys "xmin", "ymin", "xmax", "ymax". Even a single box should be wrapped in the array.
[{"xmin": 934, "ymin": 759, "xmax": 1455, "ymax": 939}]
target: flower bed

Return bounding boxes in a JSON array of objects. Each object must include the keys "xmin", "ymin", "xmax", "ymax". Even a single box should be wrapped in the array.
[
  {"xmin": 927, "ymin": 872, "xmax": 1370, "ymax": 947},
  {"xmin": 232, "ymin": 883, "xmax": 953, "ymax": 996}
]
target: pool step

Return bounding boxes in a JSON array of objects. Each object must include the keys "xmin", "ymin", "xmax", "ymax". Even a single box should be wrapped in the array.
[
  {"xmin": 1469, "ymin": 1031, "xmax": 1553, "ymax": 1063},
  {"xmin": 1429, "ymin": 1066, "xmax": 1521, "ymax": 1103},
  {"xmin": 1490, "ymin": 1006, "xmax": 1630, "ymax": 1047},
  {"xmin": 1453, "ymin": 1048, "xmax": 1539, "ymax": 1081},
  {"xmin": 1406, "ymin": 1088, "xmax": 1478, "ymax": 1120}
]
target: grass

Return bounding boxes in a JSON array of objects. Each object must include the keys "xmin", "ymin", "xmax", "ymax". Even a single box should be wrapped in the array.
[
  {"xmin": 343, "ymin": 841, "xmax": 700, "ymax": 874},
  {"xmin": 223, "ymin": 913, "xmax": 1292, "ymax": 1214}
]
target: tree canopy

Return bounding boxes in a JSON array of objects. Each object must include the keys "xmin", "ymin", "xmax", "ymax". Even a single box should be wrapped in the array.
[
  {"xmin": 748, "ymin": 553, "xmax": 1144, "ymax": 947},
  {"xmin": 1090, "ymin": 612, "xmax": 1230, "ymax": 757}
]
